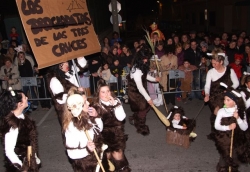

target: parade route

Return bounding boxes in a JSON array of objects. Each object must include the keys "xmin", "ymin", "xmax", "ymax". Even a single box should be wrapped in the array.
[{"xmin": 1, "ymin": 99, "xmax": 249, "ymax": 172}]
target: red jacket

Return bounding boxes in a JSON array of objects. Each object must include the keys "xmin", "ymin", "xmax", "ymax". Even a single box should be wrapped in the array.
[{"xmin": 229, "ymin": 63, "xmax": 242, "ymax": 79}]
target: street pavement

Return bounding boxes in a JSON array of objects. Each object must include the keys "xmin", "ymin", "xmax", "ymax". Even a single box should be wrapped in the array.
[{"xmin": 1, "ymin": 99, "xmax": 250, "ymax": 172}]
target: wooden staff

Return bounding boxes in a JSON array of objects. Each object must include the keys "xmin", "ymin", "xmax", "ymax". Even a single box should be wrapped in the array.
[
  {"xmin": 27, "ymin": 146, "xmax": 32, "ymax": 167},
  {"xmin": 84, "ymin": 128, "xmax": 105, "ymax": 172},
  {"xmin": 151, "ymin": 105, "xmax": 170, "ymax": 126},
  {"xmin": 229, "ymin": 129, "xmax": 234, "ymax": 172}
]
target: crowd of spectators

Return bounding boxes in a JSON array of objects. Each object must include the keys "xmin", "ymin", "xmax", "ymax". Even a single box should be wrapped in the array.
[{"xmin": 1, "ymin": 26, "xmax": 250, "ymax": 108}]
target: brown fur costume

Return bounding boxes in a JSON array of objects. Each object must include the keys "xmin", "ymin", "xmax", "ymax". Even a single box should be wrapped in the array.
[
  {"xmin": 92, "ymin": 99, "xmax": 130, "ymax": 172},
  {"xmin": 208, "ymin": 67, "xmax": 233, "ymax": 140},
  {"xmin": 46, "ymin": 73, "xmax": 77, "ymax": 125},
  {"xmin": 126, "ymin": 73, "xmax": 150, "ymax": 135},
  {"xmin": 214, "ymin": 116, "xmax": 250, "ymax": 171},
  {"xmin": 65, "ymin": 116, "xmax": 103, "ymax": 172},
  {"xmin": 166, "ymin": 106, "xmax": 196, "ymax": 137},
  {"xmin": 1, "ymin": 112, "xmax": 40, "ymax": 172}
]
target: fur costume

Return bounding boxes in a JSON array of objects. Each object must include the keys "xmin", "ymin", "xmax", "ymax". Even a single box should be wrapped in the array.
[
  {"xmin": 65, "ymin": 116, "xmax": 103, "ymax": 172},
  {"xmin": 166, "ymin": 106, "xmax": 196, "ymax": 137},
  {"xmin": 214, "ymin": 111, "xmax": 250, "ymax": 171},
  {"xmin": 1, "ymin": 112, "xmax": 40, "ymax": 172},
  {"xmin": 207, "ymin": 67, "xmax": 233, "ymax": 140},
  {"xmin": 92, "ymin": 99, "xmax": 130, "ymax": 172},
  {"xmin": 47, "ymin": 73, "xmax": 77, "ymax": 125},
  {"xmin": 126, "ymin": 72, "xmax": 150, "ymax": 135}
]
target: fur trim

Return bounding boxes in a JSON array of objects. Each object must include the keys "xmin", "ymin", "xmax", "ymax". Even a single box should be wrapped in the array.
[
  {"xmin": 126, "ymin": 74, "xmax": 149, "ymax": 112},
  {"xmin": 92, "ymin": 102, "xmax": 128, "ymax": 152},
  {"xmin": 1, "ymin": 113, "xmax": 40, "ymax": 172}
]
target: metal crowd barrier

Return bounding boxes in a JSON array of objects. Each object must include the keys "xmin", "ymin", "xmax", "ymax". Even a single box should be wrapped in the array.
[
  {"xmin": 20, "ymin": 77, "xmax": 51, "ymax": 101},
  {"xmin": 89, "ymin": 69, "xmax": 206, "ymax": 96}
]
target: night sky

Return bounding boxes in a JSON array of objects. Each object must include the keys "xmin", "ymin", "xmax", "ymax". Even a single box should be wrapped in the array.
[{"xmin": 124, "ymin": 0, "xmax": 160, "ymax": 19}]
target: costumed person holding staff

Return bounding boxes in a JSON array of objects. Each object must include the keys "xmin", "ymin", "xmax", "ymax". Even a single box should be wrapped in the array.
[
  {"xmin": 127, "ymin": 45, "xmax": 160, "ymax": 136},
  {"xmin": 0, "ymin": 88, "xmax": 41, "ymax": 172},
  {"xmin": 91, "ymin": 79, "xmax": 130, "ymax": 172},
  {"xmin": 47, "ymin": 57, "xmax": 87, "ymax": 125},
  {"xmin": 214, "ymin": 83, "xmax": 250, "ymax": 171},
  {"xmin": 239, "ymin": 72, "xmax": 250, "ymax": 143},
  {"xmin": 63, "ymin": 87, "xmax": 104, "ymax": 172},
  {"xmin": 204, "ymin": 48, "xmax": 239, "ymax": 140}
]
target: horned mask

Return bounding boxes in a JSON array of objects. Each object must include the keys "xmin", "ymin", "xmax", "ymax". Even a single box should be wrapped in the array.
[{"xmin": 67, "ymin": 94, "xmax": 84, "ymax": 117}]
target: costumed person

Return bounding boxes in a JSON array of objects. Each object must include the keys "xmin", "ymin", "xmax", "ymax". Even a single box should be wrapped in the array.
[
  {"xmin": 204, "ymin": 48, "xmax": 239, "ymax": 140},
  {"xmin": 127, "ymin": 45, "xmax": 160, "ymax": 135},
  {"xmin": 166, "ymin": 106, "xmax": 197, "ymax": 138},
  {"xmin": 0, "ymin": 88, "xmax": 41, "ymax": 172},
  {"xmin": 229, "ymin": 53, "xmax": 243, "ymax": 80},
  {"xmin": 150, "ymin": 22, "xmax": 165, "ymax": 42},
  {"xmin": 47, "ymin": 57, "xmax": 87, "ymax": 125},
  {"xmin": 239, "ymin": 72, "xmax": 250, "ymax": 142},
  {"xmin": 63, "ymin": 87, "xmax": 104, "ymax": 172},
  {"xmin": 214, "ymin": 83, "xmax": 250, "ymax": 171},
  {"xmin": 91, "ymin": 79, "xmax": 130, "ymax": 172}
]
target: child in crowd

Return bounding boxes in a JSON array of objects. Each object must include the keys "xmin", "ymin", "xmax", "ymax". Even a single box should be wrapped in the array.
[
  {"xmin": 214, "ymin": 82, "xmax": 250, "ymax": 171},
  {"xmin": 167, "ymin": 106, "xmax": 197, "ymax": 137},
  {"xmin": 229, "ymin": 54, "xmax": 243, "ymax": 80},
  {"xmin": 110, "ymin": 58, "xmax": 123, "ymax": 94},
  {"xmin": 178, "ymin": 59, "xmax": 198, "ymax": 103},
  {"xmin": 100, "ymin": 62, "xmax": 111, "ymax": 84}
]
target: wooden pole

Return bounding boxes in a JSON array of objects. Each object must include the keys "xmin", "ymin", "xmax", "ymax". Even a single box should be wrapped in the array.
[
  {"xmin": 27, "ymin": 146, "xmax": 32, "ymax": 167},
  {"xmin": 229, "ymin": 129, "xmax": 234, "ymax": 172},
  {"xmin": 84, "ymin": 128, "xmax": 105, "ymax": 172}
]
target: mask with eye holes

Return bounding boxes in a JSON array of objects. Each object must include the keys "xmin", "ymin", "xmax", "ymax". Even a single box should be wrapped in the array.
[{"xmin": 67, "ymin": 94, "xmax": 84, "ymax": 117}]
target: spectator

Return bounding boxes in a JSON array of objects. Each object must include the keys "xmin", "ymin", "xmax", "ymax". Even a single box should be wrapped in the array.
[
  {"xmin": 208, "ymin": 36, "xmax": 222, "ymax": 51},
  {"xmin": 178, "ymin": 59, "xmax": 198, "ymax": 103},
  {"xmin": 175, "ymin": 43, "xmax": 184, "ymax": 67},
  {"xmin": 100, "ymin": 62, "xmax": 111, "ymax": 84},
  {"xmin": 229, "ymin": 54, "xmax": 243, "ymax": 80},
  {"xmin": 9, "ymin": 26, "xmax": 21, "ymax": 45},
  {"xmin": 184, "ymin": 39, "xmax": 201, "ymax": 67},
  {"xmin": 236, "ymin": 37, "xmax": 245, "ymax": 54},
  {"xmin": 0, "ymin": 57, "xmax": 22, "ymax": 91},
  {"xmin": 131, "ymin": 40, "xmax": 139, "ymax": 56},
  {"xmin": 221, "ymin": 32, "xmax": 229, "ymax": 47},
  {"xmin": 244, "ymin": 37, "xmax": 250, "ymax": 44},
  {"xmin": 4, "ymin": 46, "xmax": 16, "ymax": 62},
  {"xmin": 109, "ymin": 46, "xmax": 119, "ymax": 65},
  {"xmin": 101, "ymin": 37, "xmax": 111, "ymax": 51},
  {"xmin": 0, "ymin": 43, "xmax": 7, "ymax": 55},
  {"xmin": 110, "ymin": 58, "xmax": 123, "ymax": 94},
  {"xmin": 110, "ymin": 31, "xmax": 122, "ymax": 46},
  {"xmin": 243, "ymin": 44, "xmax": 250, "ymax": 72},
  {"xmin": 155, "ymin": 41, "xmax": 165, "ymax": 58},
  {"xmin": 173, "ymin": 35, "xmax": 180, "ymax": 46},
  {"xmin": 14, "ymin": 45, "xmax": 35, "ymax": 69},
  {"xmin": 161, "ymin": 45, "xmax": 178, "ymax": 105},
  {"xmin": 120, "ymin": 45, "xmax": 133, "ymax": 73},
  {"xmin": 226, "ymin": 40, "xmax": 237, "ymax": 64},
  {"xmin": 231, "ymin": 34, "xmax": 238, "ymax": 41},
  {"xmin": 100, "ymin": 46, "xmax": 112, "ymax": 65},
  {"xmin": 17, "ymin": 51, "xmax": 38, "ymax": 111},
  {"xmin": 113, "ymin": 41, "xmax": 122, "ymax": 55}
]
